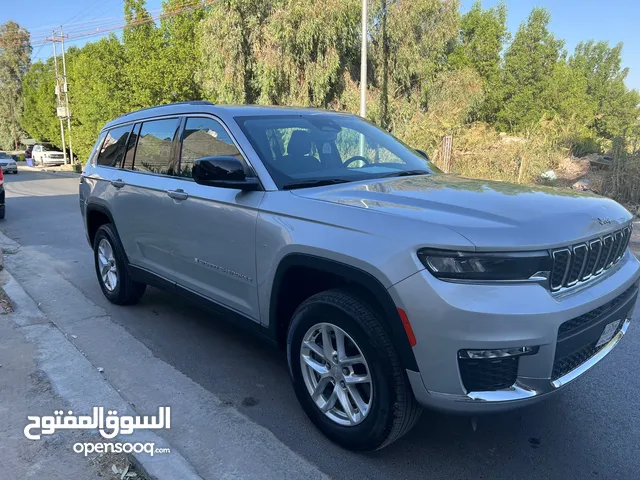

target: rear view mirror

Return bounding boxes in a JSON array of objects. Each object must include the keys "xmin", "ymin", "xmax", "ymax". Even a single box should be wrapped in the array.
[
  {"xmin": 415, "ymin": 149, "xmax": 430, "ymax": 160},
  {"xmin": 192, "ymin": 156, "xmax": 261, "ymax": 191}
]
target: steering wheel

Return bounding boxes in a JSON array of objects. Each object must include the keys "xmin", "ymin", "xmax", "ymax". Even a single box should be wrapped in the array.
[{"xmin": 344, "ymin": 155, "xmax": 371, "ymax": 168}]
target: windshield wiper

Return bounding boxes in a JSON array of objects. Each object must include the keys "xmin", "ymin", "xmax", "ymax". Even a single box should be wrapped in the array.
[
  {"xmin": 379, "ymin": 169, "xmax": 431, "ymax": 178},
  {"xmin": 282, "ymin": 178, "xmax": 351, "ymax": 190}
]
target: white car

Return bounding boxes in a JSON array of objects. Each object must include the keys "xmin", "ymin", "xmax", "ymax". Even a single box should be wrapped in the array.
[
  {"xmin": 0, "ymin": 152, "xmax": 17, "ymax": 174},
  {"xmin": 33, "ymin": 144, "xmax": 66, "ymax": 166}
]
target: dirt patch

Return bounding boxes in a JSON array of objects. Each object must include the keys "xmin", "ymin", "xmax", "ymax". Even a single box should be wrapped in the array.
[
  {"xmin": 0, "ymin": 287, "xmax": 14, "ymax": 314},
  {"xmin": 91, "ymin": 452, "xmax": 149, "ymax": 480}
]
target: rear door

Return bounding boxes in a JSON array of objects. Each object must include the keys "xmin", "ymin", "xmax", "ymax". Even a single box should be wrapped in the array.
[
  {"xmin": 162, "ymin": 115, "xmax": 264, "ymax": 320},
  {"xmin": 105, "ymin": 118, "xmax": 181, "ymax": 280}
]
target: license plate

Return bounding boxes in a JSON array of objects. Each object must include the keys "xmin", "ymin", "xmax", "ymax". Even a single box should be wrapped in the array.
[{"xmin": 596, "ymin": 320, "xmax": 621, "ymax": 348}]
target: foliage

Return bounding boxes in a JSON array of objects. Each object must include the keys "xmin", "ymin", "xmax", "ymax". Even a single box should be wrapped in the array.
[
  {"xmin": 67, "ymin": 37, "xmax": 130, "ymax": 159},
  {"xmin": 0, "ymin": 21, "xmax": 31, "ymax": 150},
  {"xmin": 449, "ymin": 0, "xmax": 508, "ymax": 122},
  {"xmin": 21, "ymin": 59, "xmax": 59, "ymax": 145},
  {"xmin": 570, "ymin": 40, "xmax": 640, "ymax": 139},
  {"xmin": 15, "ymin": 0, "xmax": 640, "ymax": 197},
  {"xmin": 498, "ymin": 8, "xmax": 564, "ymax": 130}
]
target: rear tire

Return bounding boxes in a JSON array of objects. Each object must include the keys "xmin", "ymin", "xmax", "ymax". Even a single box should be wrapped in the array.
[
  {"xmin": 93, "ymin": 223, "xmax": 146, "ymax": 305},
  {"xmin": 287, "ymin": 289, "xmax": 422, "ymax": 451}
]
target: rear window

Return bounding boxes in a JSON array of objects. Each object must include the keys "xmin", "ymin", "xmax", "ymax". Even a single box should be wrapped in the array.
[
  {"xmin": 133, "ymin": 119, "xmax": 180, "ymax": 175},
  {"xmin": 97, "ymin": 126, "xmax": 132, "ymax": 167}
]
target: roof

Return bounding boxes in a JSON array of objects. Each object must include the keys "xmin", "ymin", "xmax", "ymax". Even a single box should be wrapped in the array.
[{"xmin": 102, "ymin": 101, "xmax": 352, "ymax": 131}]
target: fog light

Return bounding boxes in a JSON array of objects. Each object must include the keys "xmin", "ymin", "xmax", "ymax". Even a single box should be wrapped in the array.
[{"xmin": 458, "ymin": 346, "xmax": 538, "ymax": 359}]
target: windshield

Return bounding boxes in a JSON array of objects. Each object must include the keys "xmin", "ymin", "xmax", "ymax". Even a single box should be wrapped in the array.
[
  {"xmin": 41, "ymin": 145, "xmax": 59, "ymax": 152},
  {"xmin": 0, "ymin": 153, "xmax": 10, "ymax": 159},
  {"xmin": 235, "ymin": 114, "xmax": 439, "ymax": 189}
]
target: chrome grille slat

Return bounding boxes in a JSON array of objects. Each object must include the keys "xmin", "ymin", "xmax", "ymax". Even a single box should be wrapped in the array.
[
  {"xmin": 566, "ymin": 244, "xmax": 588, "ymax": 286},
  {"xmin": 582, "ymin": 239, "xmax": 601, "ymax": 281},
  {"xmin": 550, "ymin": 226, "xmax": 631, "ymax": 292}
]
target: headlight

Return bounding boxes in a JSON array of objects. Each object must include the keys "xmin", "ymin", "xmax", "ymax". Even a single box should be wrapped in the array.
[{"xmin": 417, "ymin": 248, "xmax": 551, "ymax": 281}]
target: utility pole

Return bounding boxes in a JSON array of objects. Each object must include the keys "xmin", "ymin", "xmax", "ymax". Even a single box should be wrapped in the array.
[
  {"xmin": 59, "ymin": 26, "xmax": 74, "ymax": 164},
  {"xmin": 48, "ymin": 30, "xmax": 68, "ymax": 165},
  {"xmin": 360, "ymin": 0, "xmax": 368, "ymax": 119},
  {"xmin": 359, "ymin": 0, "xmax": 368, "ymax": 157}
]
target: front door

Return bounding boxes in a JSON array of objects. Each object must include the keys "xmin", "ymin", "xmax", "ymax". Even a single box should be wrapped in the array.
[{"xmin": 162, "ymin": 116, "xmax": 264, "ymax": 321}]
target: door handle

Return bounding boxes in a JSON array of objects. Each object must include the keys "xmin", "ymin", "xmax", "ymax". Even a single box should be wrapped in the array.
[
  {"xmin": 111, "ymin": 179, "xmax": 125, "ymax": 189},
  {"xmin": 167, "ymin": 189, "xmax": 189, "ymax": 201}
]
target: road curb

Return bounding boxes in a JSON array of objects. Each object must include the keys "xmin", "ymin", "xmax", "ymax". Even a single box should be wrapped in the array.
[
  {"xmin": 17, "ymin": 164, "xmax": 81, "ymax": 178},
  {"xmin": 0, "ymin": 238, "xmax": 203, "ymax": 480}
]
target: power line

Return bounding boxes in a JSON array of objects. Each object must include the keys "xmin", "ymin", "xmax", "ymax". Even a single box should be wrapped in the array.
[{"xmin": 1, "ymin": 0, "xmax": 209, "ymax": 48}]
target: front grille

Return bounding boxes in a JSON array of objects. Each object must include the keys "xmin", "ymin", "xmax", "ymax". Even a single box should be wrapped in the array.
[
  {"xmin": 557, "ymin": 285, "xmax": 637, "ymax": 338},
  {"xmin": 459, "ymin": 357, "xmax": 519, "ymax": 392},
  {"xmin": 552, "ymin": 320, "xmax": 626, "ymax": 380},
  {"xmin": 550, "ymin": 226, "xmax": 632, "ymax": 291}
]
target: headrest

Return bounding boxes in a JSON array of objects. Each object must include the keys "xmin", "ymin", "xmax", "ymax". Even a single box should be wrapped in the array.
[{"xmin": 287, "ymin": 130, "xmax": 312, "ymax": 156}]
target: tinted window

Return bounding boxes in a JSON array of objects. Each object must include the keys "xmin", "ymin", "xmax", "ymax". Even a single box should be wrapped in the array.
[
  {"xmin": 236, "ymin": 114, "xmax": 438, "ymax": 189},
  {"xmin": 123, "ymin": 123, "xmax": 141, "ymax": 170},
  {"xmin": 89, "ymin": 131, "xmax": 107, "ymax": 166},
  {"xmin": 179, "ymin": 117, "xmax": 241, "ymax": 178},
  {"xmin": 133, "ymin": 119, "xmax": 180, "ymax": 175},
  {"xmin": 97, "ymin": 126, "xmax": 131, "ymax": 167}
]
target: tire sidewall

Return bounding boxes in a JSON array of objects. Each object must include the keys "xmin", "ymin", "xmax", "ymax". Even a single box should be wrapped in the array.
[
  {"xmin": 287, "ymin": 297, "xmax": 396, "ymax": 450},
  {"xmin": 93, "ymin": 225, "xmax": 125, "ymax": 302}
]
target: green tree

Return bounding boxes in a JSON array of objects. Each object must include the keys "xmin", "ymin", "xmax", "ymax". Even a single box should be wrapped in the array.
[
  {"xmin": 570, "ymin": 40, "xmax": 640, "ymax": 139},
  {"xmin": 21, "ymin": 59, "xmax": 60, "ymax": 145},
  {"xmin": 197, "ymin": 0, "xmax": 273, "ymax": 104},
  {"xmin": 67, "ymin": 37, "xmax": 129, "ymax": 159},
  {"xmin": 256, "ymin": 0, "xmax": 361, "ymax": 106},
  {"xmin": 498, "ymin": 8, "xmax": 563, "ymax": 130},
  {"xmin": 123, "ymin": 0, "xmax": 163, "ymax": 108},
  {"xmin": 384, "ymin": 0, "xmax": 460, "ymax": 106},
  {"xmin": 159, "ymin": 0, "xmax": 204, "ymax": 103},
  {"xmin": 449, "ymin": 0, "xmax": 508, "ymax": 121},
  {"xmin": 0, "ymin": 21, "xmax": 31, "ymax": 149}
]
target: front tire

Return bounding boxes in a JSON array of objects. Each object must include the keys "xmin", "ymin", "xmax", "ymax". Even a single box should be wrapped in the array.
[
  {"xmin": 287, "ymin": 289, "xmax": 422, "ymax": 451},
  {"xmin": 93, "ymin": 223, "xmax": 146, "ymax": 305}
]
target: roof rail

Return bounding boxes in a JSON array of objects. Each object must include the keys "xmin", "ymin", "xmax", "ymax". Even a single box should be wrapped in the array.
[{"xmin": 122, "ymin": 100, "xmax": 215, "ymax": 117}]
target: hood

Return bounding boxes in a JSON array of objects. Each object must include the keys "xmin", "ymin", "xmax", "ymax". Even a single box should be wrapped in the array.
[{"xmin": 291, "ymin": 174, "xmax": 632, "ymax": 250}]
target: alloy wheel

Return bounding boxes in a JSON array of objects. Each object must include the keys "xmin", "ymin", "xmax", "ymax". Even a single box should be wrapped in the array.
[
  {"xmin": 97, "ymin": 238, "xmax": 118, "ymax": 292},
  {"xmin": 300, "ymin": 322, "xmax": 373, "ymax": 426}
]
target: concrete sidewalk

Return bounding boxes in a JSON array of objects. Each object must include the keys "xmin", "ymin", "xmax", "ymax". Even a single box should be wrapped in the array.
[
  {"xmin": 0, "ymin": 232, "xmax": 328, "ymax": 480},
  {"xmin": 0, "ymin": 244, "xmax": 201, "ymax": 480}
]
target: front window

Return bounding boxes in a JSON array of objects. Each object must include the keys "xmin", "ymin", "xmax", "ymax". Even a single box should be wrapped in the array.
[{"xmin": 235, "ymin": 114, "xmax": 439, "ymax": 189}]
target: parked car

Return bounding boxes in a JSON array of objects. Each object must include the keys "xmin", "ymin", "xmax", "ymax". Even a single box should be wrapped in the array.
[
  {"xmin": 0, "ymin": 152, "xmax": 17, "ymax": 174},
  {"xmin": 0, "ymin": 168, "xmax": 5, "ymax": 219},
  {"xmin": 79, "ymin": 101, "xmax": 639, "ymax": 451},
  {"xmin": 32, "ymin": 144, "xmax": 65, "ymax": 166}
]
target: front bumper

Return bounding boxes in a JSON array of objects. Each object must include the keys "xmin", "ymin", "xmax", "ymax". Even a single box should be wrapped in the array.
[
  {"xmin": 390, "ymin": 250, "xmax": 640, "ymax": 413},
  {"xmin": 1, "ymin": 165, "xmax": 17, "ymax": 173}
]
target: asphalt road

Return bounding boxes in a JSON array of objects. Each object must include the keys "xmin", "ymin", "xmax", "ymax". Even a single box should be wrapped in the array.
[{"xmin": 4, "ymin": 168, "xmax": 640, "ymax": 480}]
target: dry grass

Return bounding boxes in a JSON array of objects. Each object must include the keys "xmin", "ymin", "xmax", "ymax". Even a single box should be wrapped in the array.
[{"xmin": 435, "ymin": 123, "xmax": 565, "ymax": 185}]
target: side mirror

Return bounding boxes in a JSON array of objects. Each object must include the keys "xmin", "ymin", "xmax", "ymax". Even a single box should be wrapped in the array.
[
  {"xmin": 415, "ymin": 149, "xmax": 430, "ymax": 160},
  {"xmin": 192, "ymin": 156, "xmax": 261, "ymax": 191}
]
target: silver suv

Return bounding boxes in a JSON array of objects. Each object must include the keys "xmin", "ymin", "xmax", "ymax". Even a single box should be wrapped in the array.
[{"xmin": 80, "ymin": 102, "xmax": 639, "ymax": 451}]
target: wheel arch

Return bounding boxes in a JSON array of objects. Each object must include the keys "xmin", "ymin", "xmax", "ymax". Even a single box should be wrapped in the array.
[{"xmin": 269, "ymin": 253, "xmax": 418, "ymax": 372}]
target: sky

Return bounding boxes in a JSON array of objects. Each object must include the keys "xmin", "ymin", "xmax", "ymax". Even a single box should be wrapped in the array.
[{"xmin": 1, "ymin": 0, "xmax": 639, "ymax": 91}]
